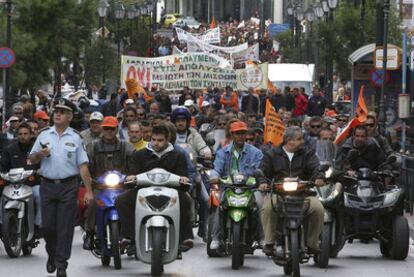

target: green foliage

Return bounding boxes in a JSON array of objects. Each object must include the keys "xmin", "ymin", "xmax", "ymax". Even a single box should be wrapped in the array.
[
  {"xmin": 0, "ymin": 0, "xmax": 150, "ymax": 91},
  {"xmin": 276, "ymin": 0, "xmax": 402, "ymax": 81}
]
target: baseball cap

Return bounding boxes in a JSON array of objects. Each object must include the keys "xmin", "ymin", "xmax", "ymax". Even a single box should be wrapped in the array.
[
  {"xmin": 101, "ymin": 116, "xmax": 118, "ymax": 128},
  {"xmin": 184, "ymin": 99, "xmax": 194, "ymax": 107},
  {"xmin": 230, "ymin": 121, "xmax": 248, "ymax": 133},
  {"xmin": 9, "ymin": 116, "xmax": 19, "ymax": 122},
  {"xmin": 34, "ymin": 110, "xmax": 50, "ymax": 120},
  {"xmin": 89, "ymin": 111, "xmax": 104, "ymax": 122},
  {"xmin": 125, "ymin": 99, "xmax": 135, "ymax": 105}
]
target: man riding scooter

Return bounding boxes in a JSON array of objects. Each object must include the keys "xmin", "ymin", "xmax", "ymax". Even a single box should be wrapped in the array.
[{"xmin": 209, "ymin": 121, "xmax": 264, "ymax": 251}]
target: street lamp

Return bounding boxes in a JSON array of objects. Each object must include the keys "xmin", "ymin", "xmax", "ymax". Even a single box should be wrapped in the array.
[
  {"xmin": 313, "ymin": 2, "xmax": 324, "ymax": 83},
  {"xmin": 314, "ymin": 2, "xmax": 324, "ymax": 18},
  {"xmin": 287, "ymin": 3, "xmax": 294, "ymax": 15},
  {"xmin": 328, "ymin": 0, "xmax": 338, "ymax": 9},
  {"xmin": 97, "ymin": 0, "xmax": 108, "ymax": 84},
  {"xmin": 305, "ymin": 8, "xmax": 315, "ymax": 63},
  {"xmin": 322, "ymin": 0, "xmax": 329, "ymax": 13},
  {"xmin": 305, "ymin": 8, "xmax": 315, "ymax": 22},
  {"xmin": 296, "ymin": 7, "xmax": 304, "ymax": 21},
  {"xmin": 114, "ymin": 2, "xmax": 125, "ymax": 62}
]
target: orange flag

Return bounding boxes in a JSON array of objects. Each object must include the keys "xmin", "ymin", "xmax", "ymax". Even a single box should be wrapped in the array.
[
  {"xmin": 267, "ymin": 79, "xmax": 277, "ymax": 94},
  {"xmin": 125, "ymin": 78, "xmax": 152, "ymax": 102},
  {"xmin": 264, "ymin": 99, "xmax": 285, "ymax": 146},
  {"xmin": 334, "ymin": 86, "xmax": 368, "ymax": 145},
  {"xmin": 355, "ymin": 85, "xmax": 368, "ymax": 122},
  {"xmin": 210, "ymin": 17, "xmax": 217, "ymax": 29}
]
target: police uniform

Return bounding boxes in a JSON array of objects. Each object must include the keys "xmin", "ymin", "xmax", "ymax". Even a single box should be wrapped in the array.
[{"xmin": 30, "ymin": 99, "xmax": 89, "ymax": 272}]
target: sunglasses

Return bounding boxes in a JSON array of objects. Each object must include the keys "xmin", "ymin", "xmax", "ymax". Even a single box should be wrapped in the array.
[
  {"xmin": 310, "ymin": 125, "xmax": 321, "ymax": 128},
  {"xmin": 14, "ymin": 112, "xmax": 22, "ymax": 115},
  {"xmin": 103, "ymin": 127, "xmax": 117, "ymax": 131},
  {"xmin": 54, "ymin": 108, "xmax": 68, "ymax": 114},
  {"xmin": 246, "ymin": 138, "xmax": 255, "ymax": 142},
  {"xmin": 137, "ymin": 113, "xmax": 145, "ymax": 116},
  {"xmin": 322, "ymin": 137, "xmax": 334, "ymax": 141},
  {"xmin": 365, "ymin": 123, "xmax": 375, "ymax": 128}
]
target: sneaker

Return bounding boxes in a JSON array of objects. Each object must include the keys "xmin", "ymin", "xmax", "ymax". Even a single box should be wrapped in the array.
[
  {"xmin": 210, "ymin": 240, "xmax": 220, "ymax": 250},
  {"xmin": 127, "ymin": 241, "xmax": 136, "ymax": 256},
  {"xmin": 263, "ymin": 244, "xmax": 274, "ymax": 256},
  {"xmin": 83, "ymin": 232, "xmax": 94, "ymax": 250}
]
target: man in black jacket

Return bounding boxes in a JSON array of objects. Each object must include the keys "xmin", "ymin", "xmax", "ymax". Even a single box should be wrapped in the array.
[
  {"xmin": 307, "ymin": 86, "xmax": 327, "ymax": 117},
  {"xmin": 241, "ymin": 87, "xmax": 260, "ymax": 115},
  {"xmin": 258, "ymin": 126, "xmax": 325, "ymax": 255},
  {"xmin": 116, "ymin": 125, "xmax": 192, "ymax": 251},
  {"xmin": 0, "ymin": 123, "xmax": 41, "ymax": 233}
]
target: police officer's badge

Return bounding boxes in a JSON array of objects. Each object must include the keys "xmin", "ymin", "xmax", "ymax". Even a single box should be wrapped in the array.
[{"xmin": 59, "ymin": 99, "xmax": 65, "ymax": 105}]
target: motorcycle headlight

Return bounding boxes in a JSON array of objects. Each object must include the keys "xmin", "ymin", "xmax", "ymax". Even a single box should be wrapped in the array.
[
  {"xmin": 283, "ymin": 181, "xmax": 298, "ymax": 191},
  {"xmin": 325, "ymin": 167, "xmax": 333, "ymax": 179},
  {"xmin": 147, "ymin": 173, "xmax": 170, "ymax": 183},
  {"xmin": 104, "ymin": 173, "xmax": 120, "ymax": 187},
  {"xmin": 383, "ymin": 190, "xmax": 401, "ymax": 206},
  {"xmin": 228, "ymin": 196, "xmax": 249, "ymax": 206}
]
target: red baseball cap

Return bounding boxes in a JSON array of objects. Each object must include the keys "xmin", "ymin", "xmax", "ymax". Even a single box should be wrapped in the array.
[
  {"xmin": 230, "ymin": 121, "xmax": 248, "ymax": 133},
  {"xmin": 101, "ymin": 116, "xmax": 118, "ymax": 128},
  {"xmin": 34, "ymin": 110, "xmax": 50, "ymax": 120}
]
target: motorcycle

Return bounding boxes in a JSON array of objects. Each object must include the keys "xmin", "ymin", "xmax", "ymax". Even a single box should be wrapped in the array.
[
  {"xmin": 217, "ymin": 173, "xmax": 258, "ymax": 270},
  {"xmin": 270, "ymin": 177, "xmax": 315, "ymax": 277},
  {"xmin": 133, "ymin": 168, "xmax": 190, "ymax": 276},
  {"xmin": 90, "ymin": 171, "xmax": 126, "ymax": 269},
  {"xmin": 314, "ymin": 140, "xmax": 344, "ymax": 268},
  {"xmin": 342, "ymin": 155, "xmax": 408, "ymax": 260},
  {"xmin": 0, "ymin": 168, "xmax": 39, "ymax": 258}
]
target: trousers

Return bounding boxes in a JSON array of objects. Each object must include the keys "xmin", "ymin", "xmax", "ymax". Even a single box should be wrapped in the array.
[
  {"xmin": 40, "ymin": 178, "xmax": 79, "ymax": 270},
  {"xmin": 260, "ymin": 194, "xmax": 324, "ymax": 249}
]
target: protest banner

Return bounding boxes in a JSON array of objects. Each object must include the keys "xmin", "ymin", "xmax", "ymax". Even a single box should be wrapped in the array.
[
  {"xmin": 264, "ymin": 99, "xmax": 285, "ymax": 146},
  {"xmin": 231, "ymin": 43, "xmax": 259, "ymax": 65},
  {"xmin": 236, "ymin": 63, "xmax": 268, "ymax": 90},
  {"xmin": 176, "ymin": 27, "xmax": 220, "ymax": 44},
  {"xmin": 121, "ymin": 54, "xmax": 237, "ymax": 91}
]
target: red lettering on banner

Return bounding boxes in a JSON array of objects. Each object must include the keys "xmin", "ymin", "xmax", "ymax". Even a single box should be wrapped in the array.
[{"xmin": 126, "ymin": 66, "xmax": 136, "ymax": 80}]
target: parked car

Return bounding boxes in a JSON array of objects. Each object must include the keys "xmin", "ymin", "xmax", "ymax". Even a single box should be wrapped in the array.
[
  {"xmin": 173, "ymin": 17, "xmax": 202, "ymax": 29},
  {"xmin": 162, "ymin": 13, "xmax": 183, "ymax": 28}
]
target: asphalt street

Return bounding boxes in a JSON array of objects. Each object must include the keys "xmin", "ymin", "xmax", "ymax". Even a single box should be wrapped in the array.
[{"xmin": 1, "ymin": 227, "xmax": 414, "ymax": 277}]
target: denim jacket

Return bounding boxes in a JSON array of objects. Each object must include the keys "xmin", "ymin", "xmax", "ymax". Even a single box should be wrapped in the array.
[{"xmin": 212, "ymin": 142, "xmax": 263, "ymax": 179}]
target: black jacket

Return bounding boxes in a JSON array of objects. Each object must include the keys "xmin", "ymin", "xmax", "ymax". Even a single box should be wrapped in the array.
[
  {"xmin": 307, "ymin": 95, "xmax": 327, "ymax": 116},
  {"xmin": 334, "ymin": 137, "xmax": 387, "ymax": 171},
  {"xmin": 129, "ymin": 144, "xmax": 188, "ymax": 177},
  {"xmin": 241, "ymin": 94, "xmax": 259, "ymax": 114},
  {"xmin": 270, "ymin": 94, "xmax": 287, "ymax": 111},
  {"xmin": 0, "ymin": 140, "xmax": 38, "ymax": 172},
  {"xmin": 259, "ymin": 146, "xmax": 321, "ymax": 183}
]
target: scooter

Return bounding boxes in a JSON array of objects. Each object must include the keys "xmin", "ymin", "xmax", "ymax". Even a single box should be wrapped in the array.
[
  {"xmin": 314, "ymin": 140, "xmax": 344, "ymax": 268},
  {"xmin": 270, "ymin": 178, "xmax": 315, "ymax": 277},
  {"xmin": 90, "ymin": 171, "xmax": 126, "ymax": 269},
  {"xmin": 218, "ymin": 173, "xmax": 258, "ymax": 270},
  {"xmin": 133, "ymin": 168, "xmax": 190, "ymax": 276},
  {"xmin": 342, "ymin": 155, "xmax": 408, "ymax": 260},
  {"xmin": 0, "ymin": 168, "xmax": 39, "ymax": 258}
]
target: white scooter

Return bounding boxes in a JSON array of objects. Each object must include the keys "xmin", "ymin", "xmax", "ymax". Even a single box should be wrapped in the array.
[
  {"xmin": 1, "ymin": 168, "xmax": 39, "ymax": 258},
  {"xmin": 133, "ymin": 168, "xmax": 188, "ymax": 276}
]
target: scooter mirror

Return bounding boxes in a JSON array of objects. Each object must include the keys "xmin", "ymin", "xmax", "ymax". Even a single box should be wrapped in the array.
[{"xmin": 206, "ymin": 138, "xmax": 216, "ymax": 147}]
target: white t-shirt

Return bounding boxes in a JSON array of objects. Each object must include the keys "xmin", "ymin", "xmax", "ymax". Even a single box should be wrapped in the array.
[
  {"xmin": 283, "ymin": 146, "xmax": 294, "ymax": 162},
  {"xmin": 176, "ymin": 132, "xmax": 187, "ymax": 144}
]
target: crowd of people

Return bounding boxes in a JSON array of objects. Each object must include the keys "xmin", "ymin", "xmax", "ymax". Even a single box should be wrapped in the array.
[{"xmin": 0, "ymin": 78, "xmax": 398, "ymax": 276}]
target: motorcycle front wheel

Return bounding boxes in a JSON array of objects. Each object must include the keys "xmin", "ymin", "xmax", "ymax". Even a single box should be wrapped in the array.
[
  {"xmin": 151, "ymin": 228, "xmax": 164, "ymax": 276},
  {"xmin": 110, "ymin": 221, "xmax": 122, "ymax": 269},
  {"xmin": 290, "ymin": 229, "xmax": 300, "ymax": 277},
  {"xmin": 2, "ymin": 209, "xmax": 22, "ymax": 258},
  {"xmin": 231, "ymin": 221, "xmax": 244, "ymax": 269},
  {"xmin": 316, "ymin": 223, "xmax": 331, "ymax": 268}
]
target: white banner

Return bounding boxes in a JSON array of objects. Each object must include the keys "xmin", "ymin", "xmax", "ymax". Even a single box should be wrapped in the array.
[
  {"xmin": 176, "ymin": 27, "xmax": 220, "ymax": 44},
  {"xmin": 231, "ymin": 44, "xmax": 260, "ymax": 65},
  {"xmin": 121, "ymin": 54, "xmax": 237, "ymax": 91}
]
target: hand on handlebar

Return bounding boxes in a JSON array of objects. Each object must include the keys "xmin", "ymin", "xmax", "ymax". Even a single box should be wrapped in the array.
[
  {"xmin": 126, "ymin": 175, "xmax": 136, "ymax": 182},
  {"xmin": 346, "ymin": 170, "xmax": 356, "ymax": 177},
  {"xmin": 180, "ymin": 176, "xmax": 190, "ymax": 185},
  {"xmin": 259, "ymin": 183, "xmax": 269, "ymax": 192},
  {"xmin": 314, "ymin": 178, "xmax": 325, "ymax": 187}
]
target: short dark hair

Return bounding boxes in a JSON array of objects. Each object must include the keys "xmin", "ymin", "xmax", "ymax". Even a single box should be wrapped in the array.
[
  {"xmin": 140, "ymin": 120, "xmax": 151, "ymax": 127},
  {"xmin": 353, "ymin": 125, "xmax": 368, "ymax": 136},
  {"xmin": 26, "ymin": 119, "xmax": 38, "ymax": 125},
  {"xmin": 17, "ymin": 122, "xmax": 32, "ymax": 133},
  {"xmin": 151, "ymin": 125, "xmax": 169, "ymax": 139},
  {"xmin": 124, "ymin": 107, "xmax": 137, "ymax": 115}
]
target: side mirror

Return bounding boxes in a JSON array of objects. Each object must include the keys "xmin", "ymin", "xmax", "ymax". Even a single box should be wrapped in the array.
[
  {"xmin": 206, "ymin": 138, "xmax": 216, "ymax": 147},
  {"xmin": 387, "ymin": 155, "xmax": 397, "ymax": 164},
  {"xmin": 319, "ymin": 164, "xmax": 330, "ymax": 172},
  {"xmin": 347, "ymin": 149, "xmax": 359, "ymax": 161},
  {"xmin": 253, "ymin": 169, "xmax": 264, "ymax": 179}
]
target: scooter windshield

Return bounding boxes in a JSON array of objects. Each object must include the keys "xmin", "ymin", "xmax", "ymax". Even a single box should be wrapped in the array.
[{"xmin": 315, "ymin": 140, "xmax": 336, "ymax": 165}]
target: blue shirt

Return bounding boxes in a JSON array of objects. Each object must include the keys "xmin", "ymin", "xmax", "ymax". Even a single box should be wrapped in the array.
[
  {"xmin": 212, "ymin": 142, "xmax": 263, "ymax": 178},
  {"xmin": 30, "ymin": 126, "xmax": 89, "ymax": 179}
]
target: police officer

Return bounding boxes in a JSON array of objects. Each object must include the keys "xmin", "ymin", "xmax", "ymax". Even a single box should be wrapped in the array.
[{"xmin": 29, "ymin": 98, "xmax": 93, "ymax": 277}]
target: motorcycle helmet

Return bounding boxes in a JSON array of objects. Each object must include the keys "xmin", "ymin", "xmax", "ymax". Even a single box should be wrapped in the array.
[{"xmin": 171, "ymin": 106, "xmax": 191, "ymax": 123}]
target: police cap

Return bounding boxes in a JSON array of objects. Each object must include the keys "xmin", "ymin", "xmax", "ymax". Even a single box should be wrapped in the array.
[{"xmin": 54, "ymin": 98, "xmax": 77, "ymax": 113}]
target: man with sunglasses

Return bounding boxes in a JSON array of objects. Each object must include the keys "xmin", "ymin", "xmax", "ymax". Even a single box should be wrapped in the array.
[
  {"xmin": 29, "ymin": 98, "xmax": 94, "ymax": 277},
  {"xmin": 365, "ymin": 114, "xmax": 393, "ymax": 156},
  {"xmin": 304, "ymin": 116, "xmax": 323, "ymax": 150},
  {"xmin": 83, "ymin": 116, "xmax": 134, "ymax": 250}
]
